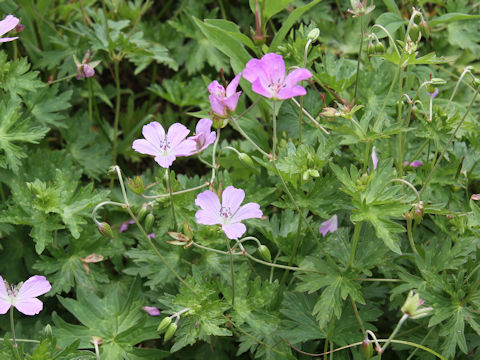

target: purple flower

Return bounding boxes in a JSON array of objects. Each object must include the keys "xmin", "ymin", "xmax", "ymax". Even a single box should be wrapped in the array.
[
  {"xmin": 142, "ymin": 306, "xmax": 161, "ymax": 316},
  {"xmin": 195, "ymin": 186, "xmax": 263, "ymax": 239},
  {"xmin": 403, "ymin": 160, "xmax": 424, "ymax": 168},
  {"xmin": 0, "ymin": 275, "xmax": 51, "ymax": 316},
  {"xmin": 132, "ymin": 121, "xmax": 197, "ymax": 168},
  {"xmin": 427, "ymin": 88, "xmax": 439, "ymax": 99},
  {"xmin": 372, "ymin": 146, "xmax": 378, "ymax": 170},
  {"xmin": 242, "ymin": 53, "xmax": 312, "ymax": 100},
  {"xmin": 147, "ymin": 233, "xmax": 156, "ymax": 240},
  {"xmin": 188, "ymin": 118, "xmax": 216, "ymax": 154},
  {"xmin": 74, "ymin": 50, "xmax": 100, "ymax": 80},
  {"xmin": 208, "ymin": 73, "xmax": 242, "ymax": 117},
  {"xmin": 119, "ymin": 219, "xmax": 135, "ymax": 233},
  {"xmin": 0, "ymin": 15, "xmax": 19, "ymax": 43},
  {"xmin": 319, "ymin": 215, "xmax": 338, "ymax": 237}
]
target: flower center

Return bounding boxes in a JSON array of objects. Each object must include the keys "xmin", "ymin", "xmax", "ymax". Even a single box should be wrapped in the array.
[
  {"xmin": 267, "ymin": 80, "xmax": 287, "ymax": 94},
  {"xmin": 219, "ymin": 206, "xmax": 232, "ymax": 219},
  {"xmin": 159, "ymin": 138, "xmax": 171, "ymax": 151}
]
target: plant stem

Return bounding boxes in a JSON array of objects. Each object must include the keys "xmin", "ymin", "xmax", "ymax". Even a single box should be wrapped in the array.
[
  {"xmin": 87, "ymin": 77, "xmax": 94, "ymax": 123},
  {"xmin": 94, "ymin": 341, "xmax": 100, "ymax": 360},
  {"xmin": 350, "ymin": 296, "xmax": 365, "ymax": 335},
  {"xmin": 10, "ymin": 308, "xmax": 20, "ymax": 360},
  {"xmin": 142, "ymin": 183, "xmax": 209, "ymax": 199},
  {"xmin": 380, "ymin": 314, "xmax": 409, "ymax": 354},
  {"xmin": 420, "ymin": 87, "xmax": 479, "ymax": 196},
  {"xmin": 112, "ymin": 59, "xmax": 121, "ymax": 167},
  {"xmin": 406, "ymin": 217, "xmax": 418, "ymax": 256},
  {"xmin": 167, "ymin": 170, "xmax": 177, "ymax": 229},
  {"xmin": 354, "ymin": 14, "xmax": 365, "ymax": 102},
  {"xmin": 225, "ymin": 237, "xmax": 235, "ymax": 307},
  {"xmin": 348, "ymin": 221, "xmax": 363, "ymax": 269},
  {"xmin": 446, "ymin": 66, "xmax": 472, "ymax": 112},
  {"xmin": 272, "ymin": 100, "xmax": 277, "ymax": 159}
]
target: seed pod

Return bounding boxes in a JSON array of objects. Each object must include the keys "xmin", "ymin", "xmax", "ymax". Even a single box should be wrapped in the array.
[
  {"xmin": 145, "ymin": 213, "xmax": 155, "ymax": 233},
  {"xmin": 98, "ymin": 222, "xmax": 113, "ymax": 238},
  {"xmin": 127, "ymin": 176, "xmax": 145, "ymax": 195},
  {"xmin": 409, "ymin": 23, "xmax": 420, "ymax": 42},
  {"xmin": 257, "ymin": 245, "xmax": 272, "ymax": 262},
  {"xmin": 374, "ymin": 42, "xmax": 385, "ymax": 53},
  {"xmin": 137, "ymin": 206, "xmax": 148, "ymax": 222},
  {"xmin": 361, "ymin": 339, "xmax": 374, "ymax": 359},
  {"xmin": 164, "ymin": 323, "xmax": 177, "ymax": 342},
  {"xmin": 157, "ymin": 316, "xmax": 172, "ymax": 333}
]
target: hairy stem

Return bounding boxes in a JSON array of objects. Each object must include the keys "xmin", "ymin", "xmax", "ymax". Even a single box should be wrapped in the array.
[{"xmin": 167, "ymin": 170, "xmax": 178, "ymax": 229}]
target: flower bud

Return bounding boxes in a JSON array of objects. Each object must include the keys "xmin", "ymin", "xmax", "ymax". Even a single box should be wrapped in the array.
[
  {"xmin": 420, "ymin": 20, "xmax": 430, "ymax": 39},
  {"xmin": 426, "ymin": 83, "xmax": 436, "ymax": 94},
  {"xmin": 157, "ymin": 316, "xmax": 172, "ymax": 333},
  {"xmin": 137, "ymin": 206, "xmax": 148, "ymax": 222},
  {"xmin": 320, "ymin": 107, "xmax": 338, "ymax": 118},
  {"xmin": 145, "ymin": 213, "xmax": 155, "ymax": 233},
  {"xmin": 307, "ymin": 28, "xmax": 320, "ymax": 41},
  {"xmin": 127, "ymin": 176, "xmax": 145, "ymax": 195},
  {"xmin": 400, "ymin": 290, "xmax": 432, "ymax": 319},
  {"xmin": 15, "ymin": 24, "xmax": 25, "ymax": 33},
  {"xmin": 43, "ymin": 324, "xmax": 53, "ymax": 337},
  {"xmin": 367, "ymin": 43, "xmax": 375, "ymax": 55},
  {"xmin": 257, "ymin": 245, "xmax": 271, "ymax": 262},
  {"xmin": 374, "ymin": 42, "xmax": 385, "ymax": 53},
  {"xmin": 164, "ymin": 323, "xmax": 177, "ymax": 342},
  {"xmin": 472, "ymin": 77, "xmax": 480, "ymax": 89},
  {"xmin": 98, "ymin": 222, "xmax": 113, "ymax": 238},
  {"xmin": 361, "ymin": 339, "xmax": 373, "ymax": 359},
  {"xmin": 409, "ymin": 23, "xmax": 421, "ymax": 42},
  {"xmin": 238, "ymin": 153, "xmax": 255, "ymax": 169}
]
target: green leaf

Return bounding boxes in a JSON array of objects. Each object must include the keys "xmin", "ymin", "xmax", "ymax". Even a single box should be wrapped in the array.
[
  {"xmin": 269, "ymin": 0, "xmax": 323, "ymax": 51},
  {"xmin": 429, "ymin": 13, "xmax": 480, "ymax": 27},
  {"xmin": 264, "ymin": 0, "xmax": 292, "ymax": 20}
]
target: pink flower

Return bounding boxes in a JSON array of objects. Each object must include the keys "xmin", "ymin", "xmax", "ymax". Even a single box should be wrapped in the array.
[
  {"xmin": 242, "ymin": 53, "xmax": 312, "ymax": 100},
  {"xmin": 195, "ymin": 186, "xmax": 263, "ymax": 239},
  {"xmin": 403, "ymin": 160, "xmax": 423, "ymax": 168},
  {"xmin": 188, "ymin": 118, "xmax": 216, "ymax": 154},
  {"xmin": 147, "ymin": 233, "xmax": 156, "ymax": 240},
  {"xmin": 208, "ymin": 74, "xmax": 242, "ymax": 117},
  {"xmin": 372, "ymin": 146, "xmax": 378, "ymax": 170},
  {"xmin": 319, "ymin": 215, "xmax": 338, "ymax": 237},
  {"xmin": 119, "ymin": 219, "xmax": 135, "ymax": 233},
  {"xmin": 0, "ymin": 15, "xmax": 19, "ymax": 43},
  {"xmin": 132, "ymin": 121, "xmax": 197, "ymax": 168},
  {"xmin": 0, "ymin": 275, "xmax": 51, "ymax": 316},
  {"xmin": 427, "ymin": 88, "xmax": 439, "ymax": 99},
  {"xmin": 142, "ymin": 306, "xmax": 161, "ymax": 316},
  {"xmin": 74, "ymin": 50, "xmax": 100, "ymax": 80}
]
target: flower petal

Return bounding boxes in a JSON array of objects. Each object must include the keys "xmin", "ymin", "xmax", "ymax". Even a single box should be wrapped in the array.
[
  {"xmin": 16, "ymin": 276, "xmax": 51, "ymax": 299},
  {"xmin": 0, "ymin": 36, "xmax": 18, "ymax": 43},
  {"xmin": 195, "ymin": 209, "xmax": 220, "ymax": 225},
  {"xmin": 167, "ymin": 123, "xmax": 190, "ymax": 148},
  {"xmin": 196, "ymin": 118, "xmax": 213, "ymax": 135},
  {"xmin": 221, "ymin": 186, "xmax": 245, "ymax": 214},
  {"xmin": 173, "ymin": 139, "xmax": 197, "ymax": 156},
  {"xmin": 276, "ymin": 85, "xmax": 306, "ymax": 100},
  {"xmin": 14, "ymin": 298, "xmax": 43, "ymax": 316},
  {"xmin": 142, "ymin": 306, "xmax": 161, "ymax": 316},
  {"xmin": 208, "ymin": 80, "xmax": 225, "ymax": 96},
  {"xmin": 132, "ymin": 139, "xmax": 158, "ymax": 156},
  {"xmin": 318, "ymin": 215, "xmax": 338, "ymax": 237},
  {"xmin": 154, "ymin": 154, "xmax": 176, "ymax": 168},
  {"xmin": 284, "ymin": 68, "xmax": 312, "ymax": 88},
  {"xmin": 222, "ymin": 223, "xmax": 246, "ymax": 239},
  {"xmin": 261, "ymin": 53, "xmax": 286, "ymax": 84},
  {"xmin": 232, "ymin": 202, "xmax": 262, "ymax": 223},
  {"xmin": 209, "ymin": 94, "xmax": 227, "ymax": 117},
  {"xmin": 0, "ymin": 15, "xmax": 19, "ymax": 37},
  {"xmin": 410, "ymin": 161, "xmax": 423, "ymax": 168},
  {"xmin": 142, "ymin": 122, "xmax": 165, "ymax": 147},
  {"xmin": 243, "ymin": 59, "xmax": 264, "ymax": 83},
  {"xmin": 372, "ymin": 146, "xmax": 378, "ymax": 170},
  {"xmin": 195, "ymin": 190, "xmax": 221, "ymax": 213},
  {"xmin": 225, "ymin": 73, "xmax": 242, "ymax": 97},
  {"xmin": 251, "ymin": 78, "xmax": 273, "ymax": 98},
  {"xmin": 0, "ymin": 276, "xmax": 11, "ymax": 315},
  {"xmin": 223, "ymin": 91, "xmax": 241, "ymax": 112}
]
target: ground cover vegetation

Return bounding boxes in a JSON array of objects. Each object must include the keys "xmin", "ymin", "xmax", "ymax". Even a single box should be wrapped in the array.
[{"xmin": 0, "ymin": 0, "xmax": 480, "ymax": 359}]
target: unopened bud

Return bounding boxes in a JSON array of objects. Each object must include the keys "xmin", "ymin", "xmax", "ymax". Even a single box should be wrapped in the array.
[
  {"xmin": 98, "ymin": 222, "xmax": 113, "ymax": 238},
  {"xmin": 127, "ymin": 176, "xmax": 145, "ymax": 195},
  {"xmin": 472, "ymin": 77, "xmax": 480, "ymax": 89},
  {"xmin": 307, "ymin": 28, "xmax": 320, "ymax": 41},
  {"xmin": 145, "ymin": 213, "xmax": 155, "ymax": 233},
  {"xmin": 164, "ymin": 323, "xmax": 177, "ymax": 341},
  {"xmin": 137, "ymin": 206, "xmax": 148, "ymax": 222},
  {"xmin": 367, "ymin": 43, "xmax": 375, "ymax": 55},
  {"xmin": 431, "ymin": 78, "xmax": 446, "ymax": 86},
  {"xmin": 420, "ymin": 20, "xmax": 430, "ymax": 39},
  {"xmin": 320, "ymin": 107, "xmax": 337, "ymax": 118},
  {"xmin": 183, "ymin": 222, "xmax": 194, "ymax": 239},
  {"xmin": 361, "ymin": 339, "xmax": 373, "ymax": 359},
  {"xmin": 157, "ymin": 316, "xmax": 172, "ymax": 333},
  {"xmin": 409, "ymin": 23, "xmax": 420, "ymax": 43},
  {"xmin": 257, "ymin": 245, "xmax": 271, "ymax": 262},
  {"xmin": 426, "ymin": 83, "xmax": 436, "ymax": 93},
  {"xmin": 238, "ymin": 153, "xmax": 255, "ymax": 169},
  {"xmin": 15, "ymin": 24, "xmax": 25, "ymax": 33},
  {"xmin": 43, "ymin": 324, "xmax": 53, "ymax": 337},
  {"xmin": 374, "ymin": 42, "xmax": 385, "ymax": 53}
]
